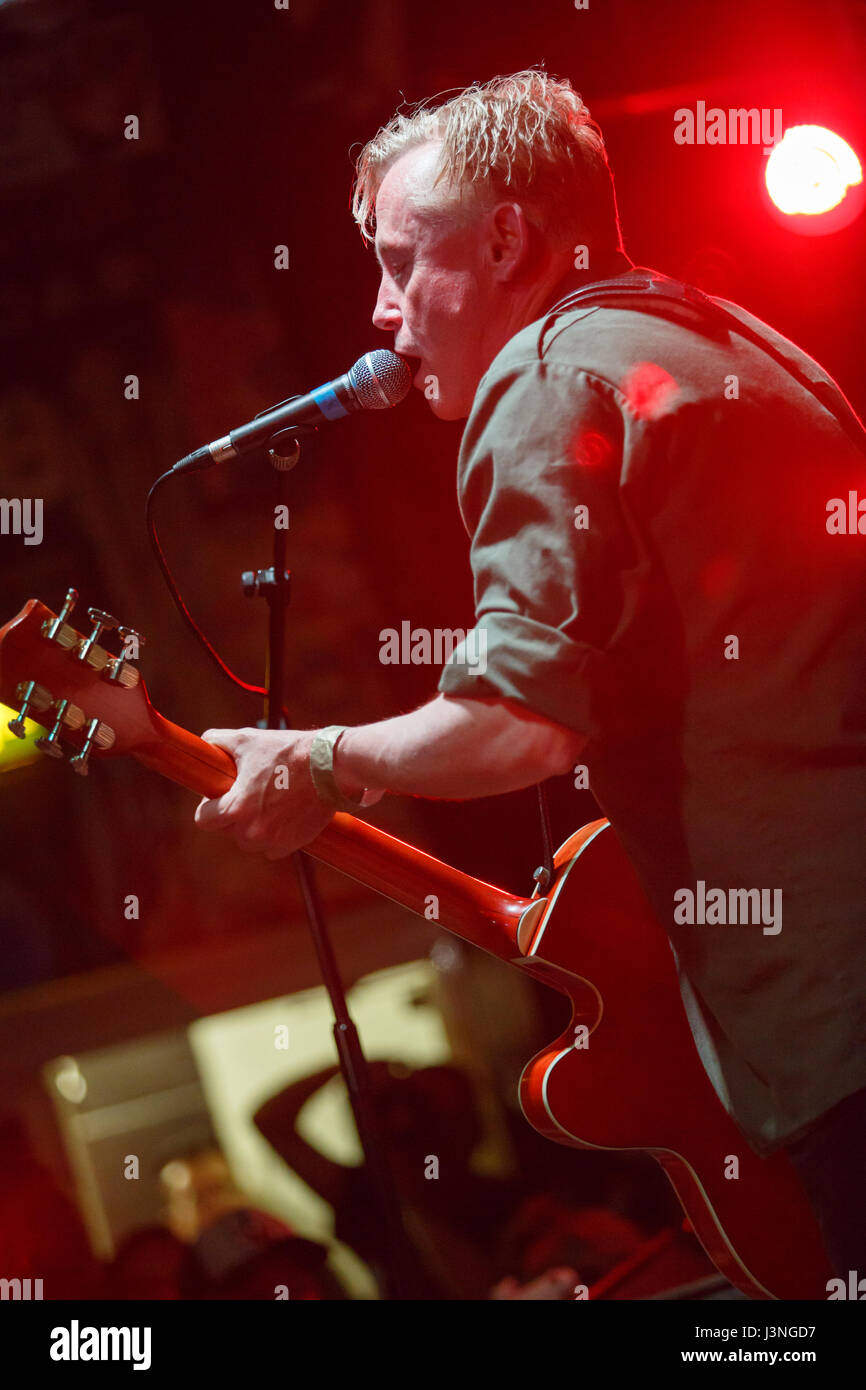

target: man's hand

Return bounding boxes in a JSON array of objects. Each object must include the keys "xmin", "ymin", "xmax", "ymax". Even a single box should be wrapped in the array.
[
  {"xmin": 192, "ymin": 696, "xmax": 583, "ymax": 858},
  {"xmin": 193, "ymin": 727, "xmax": 346, "ymax": 860}
]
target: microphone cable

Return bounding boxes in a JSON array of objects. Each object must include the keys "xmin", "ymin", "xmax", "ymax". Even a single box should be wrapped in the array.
[{"xmin": 146, "ymin": 467, "xmax": 269, "ymax": 701}]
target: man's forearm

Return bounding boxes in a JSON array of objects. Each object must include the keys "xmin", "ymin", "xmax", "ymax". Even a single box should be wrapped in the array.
[{"xmin": 333, "ymin": 693, "xmax": 586, "ymax": 800}]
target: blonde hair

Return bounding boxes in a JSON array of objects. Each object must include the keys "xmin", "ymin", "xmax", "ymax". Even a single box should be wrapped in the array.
[{"xmin": 351, "ymin": 68, "xmax": 624, "ymax": 256}]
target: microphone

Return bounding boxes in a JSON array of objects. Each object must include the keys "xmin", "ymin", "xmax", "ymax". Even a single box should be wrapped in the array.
[{"xmin": 173, "ymin": 349, "xmax": 412, "ymax": 474}]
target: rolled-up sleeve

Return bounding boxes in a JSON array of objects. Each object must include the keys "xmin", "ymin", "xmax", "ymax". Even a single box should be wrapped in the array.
[{"xmin": 437, "ymin": 358, "xmax": 637, "ymax": 737}]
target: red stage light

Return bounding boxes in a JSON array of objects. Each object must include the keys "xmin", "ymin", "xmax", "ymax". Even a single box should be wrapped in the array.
[{"xmin": 764, "ymin": 125, "xmax": 863, "ymax": 234}]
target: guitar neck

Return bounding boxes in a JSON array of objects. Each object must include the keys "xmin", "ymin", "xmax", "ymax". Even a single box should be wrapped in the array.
[{"xmin": 136, "ymin": 709, "xmax": 532, "ymax": 964}]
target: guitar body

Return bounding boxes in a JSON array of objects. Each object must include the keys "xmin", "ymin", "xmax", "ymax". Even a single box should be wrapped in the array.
[{"xmin": 516, "ymin": 819, "xmax": 835, "ymax": 1300}]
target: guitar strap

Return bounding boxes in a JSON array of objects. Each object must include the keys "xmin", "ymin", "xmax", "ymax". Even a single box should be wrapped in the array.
[
  {"xmin": 540, "ymin": 268, "xmax": 866, "ymax": 459},
  {"xmin": 532, "ymin": 268, "xmax": 866, "ymax": 887}
]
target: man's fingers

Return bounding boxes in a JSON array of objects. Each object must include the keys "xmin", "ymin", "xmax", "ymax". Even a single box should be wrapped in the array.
[
  {"xmin": 200, "ymin": 727, "xmax": 242, "ymax": 750},
  {"xmin": 195, "ymin": 794, "xmax": 233, "ymax": 829},
  {"xmin": 191, "ymin": 727, "xmax": 332, "ymax": 858}
]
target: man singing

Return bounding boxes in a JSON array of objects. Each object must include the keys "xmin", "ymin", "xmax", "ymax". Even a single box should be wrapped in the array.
[{"xmin": 194, "ymin": 69, "xmax": 866, "ymax": 1281}]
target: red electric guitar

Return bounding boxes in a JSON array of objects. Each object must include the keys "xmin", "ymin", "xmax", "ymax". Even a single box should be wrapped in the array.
[{"xmin": 0, "ymin": 590, "xmax": 835, "ymax": 1300}]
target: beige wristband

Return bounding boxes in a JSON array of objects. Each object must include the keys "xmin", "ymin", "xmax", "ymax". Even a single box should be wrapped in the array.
[{"xmin": 309, "ymin": 726, "xmax": 368, "ymax": 813}]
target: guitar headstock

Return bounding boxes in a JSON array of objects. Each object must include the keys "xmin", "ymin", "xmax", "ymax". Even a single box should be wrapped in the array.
[{"xmin": 0, "ymin": 589, "xmax": 155, "ymax": 775}]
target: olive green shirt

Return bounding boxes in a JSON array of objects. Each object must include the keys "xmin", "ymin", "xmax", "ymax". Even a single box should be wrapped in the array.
[{"xmin": 438, "ymin": 257, "xmax": 866, "ymax": 1156}]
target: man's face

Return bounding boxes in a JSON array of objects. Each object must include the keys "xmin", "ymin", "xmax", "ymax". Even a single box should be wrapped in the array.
[{"xmin": 371, "ymin": 142, "xmax": 501, "ymax": 421}]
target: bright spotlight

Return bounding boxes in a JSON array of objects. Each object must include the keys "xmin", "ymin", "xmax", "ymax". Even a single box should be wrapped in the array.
[{"xmin": 765, "ymin": 125, "xmax": 862, "ymax": 231}]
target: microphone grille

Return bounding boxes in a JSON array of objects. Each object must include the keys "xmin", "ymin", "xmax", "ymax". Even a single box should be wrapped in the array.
[{"xmin": 348, "ymin": 349, "xmax": 412, "ymax": 410}]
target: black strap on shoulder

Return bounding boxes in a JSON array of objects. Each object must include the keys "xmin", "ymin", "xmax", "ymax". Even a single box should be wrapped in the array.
[{"xmin": 541, "ymin": 268, "xmax": 866, "ymax": 459}]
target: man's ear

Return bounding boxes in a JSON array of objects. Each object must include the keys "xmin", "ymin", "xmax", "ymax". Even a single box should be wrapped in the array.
[{"xmin": 486, "ymin": 201, "xmax": 530, "ymax": 279}]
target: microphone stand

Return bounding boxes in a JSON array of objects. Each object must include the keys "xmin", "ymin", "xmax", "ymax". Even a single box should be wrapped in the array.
[{"xmin": 244, "ymin": 430, "xmax": 416, "ymax": 1301}]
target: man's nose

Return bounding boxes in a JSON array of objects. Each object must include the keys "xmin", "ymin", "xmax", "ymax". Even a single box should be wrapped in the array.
[{"xmin": 372, "ymin": 280, "xmax": 401, "ymax": 333}]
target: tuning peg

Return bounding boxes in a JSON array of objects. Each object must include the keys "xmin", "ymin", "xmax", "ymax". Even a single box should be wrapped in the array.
[
  {"xmin": 117, "ymin": 624, "xmax": 145, "ymax": 654},
  {"xmin": 77, "ymin": 607, "xmax": 120, "ymax": 668},
  {"xmin": 68, "ymin": 717, "xmax": 115, "ymax": 776},
  {"xmin": 104, "ymin": 624, "xmax": 145, "ymax": 687},
  {"xmin": 7, "ymin": 681, "xmax": 53, "ymax": 737},
  {"xmin": 34, "ymin": 699, "xmax": 86, "ymax": 759},
  {"xmin": 41, "ymin": 588, "xmax": 80, "ymax": 650}
]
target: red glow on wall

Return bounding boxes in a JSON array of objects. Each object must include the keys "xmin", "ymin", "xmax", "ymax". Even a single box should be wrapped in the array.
[{"xmin": 699, "ymin": 553, "xmax": 740, "ymax": 599}]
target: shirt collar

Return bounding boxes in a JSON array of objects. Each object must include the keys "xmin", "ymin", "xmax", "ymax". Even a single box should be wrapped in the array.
[{"xmin": 542, "ymin": 247, "xmax": 638, "ymax": 317}]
